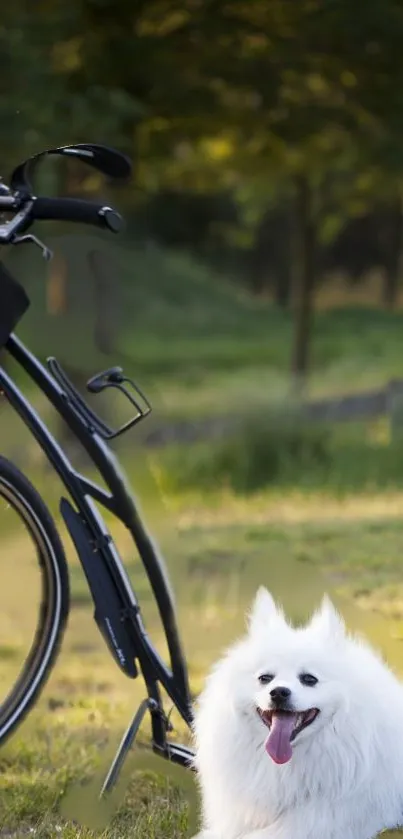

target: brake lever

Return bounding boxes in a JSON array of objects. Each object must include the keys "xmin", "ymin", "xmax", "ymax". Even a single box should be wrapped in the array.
[{"xmin": 12, "ymin": 233, "xmax": 53, "ymax": 261}]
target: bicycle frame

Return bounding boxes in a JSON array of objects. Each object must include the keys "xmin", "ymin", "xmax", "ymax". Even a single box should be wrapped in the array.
[{"xmin": 0, "ymin": 332, "xmax": 194, "ymax": 781}]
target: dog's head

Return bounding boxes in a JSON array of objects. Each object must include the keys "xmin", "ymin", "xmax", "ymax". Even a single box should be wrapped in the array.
[{"xmin": 225, "ymin": 588, "xmax": 362, "ymax": 765}]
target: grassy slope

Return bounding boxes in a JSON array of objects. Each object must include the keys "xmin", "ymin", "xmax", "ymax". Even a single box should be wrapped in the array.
[{"xmin": 12, "ymin": 239, "xmax": 403, "ymax": 424}]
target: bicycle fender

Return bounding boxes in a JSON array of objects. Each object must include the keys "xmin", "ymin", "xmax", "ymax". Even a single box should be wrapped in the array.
[{"xmin": 60, "ymin": 497, "xmax": 138, "ymax": 678}]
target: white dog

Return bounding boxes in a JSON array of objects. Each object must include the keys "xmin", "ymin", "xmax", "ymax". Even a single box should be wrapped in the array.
[{"xmin": 192, "ymin": 587, "xmax": 403, "ymax": 839}]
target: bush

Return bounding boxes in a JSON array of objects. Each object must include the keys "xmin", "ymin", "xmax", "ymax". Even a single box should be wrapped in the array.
[
  {"xmin": 155, "ymin": 406, "xmax": 333, "ymax": 494},
  {"xmin": 153, "ymin": 409, "xmax": 403, "ymax": 496}
]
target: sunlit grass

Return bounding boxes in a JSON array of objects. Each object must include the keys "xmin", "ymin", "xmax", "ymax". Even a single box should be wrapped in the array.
[{"xmin": 1, "ymin": 476, "xmax": 403, "ymax": 836}]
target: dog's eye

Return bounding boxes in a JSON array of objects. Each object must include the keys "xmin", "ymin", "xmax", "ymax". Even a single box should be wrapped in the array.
[
  {"xmin": 258, "ymin": 673, "xmax": 274, "ymax": 684},
  {"xmin": 299, "ymin": 673, "xmax": 318, "ymax": 687}
]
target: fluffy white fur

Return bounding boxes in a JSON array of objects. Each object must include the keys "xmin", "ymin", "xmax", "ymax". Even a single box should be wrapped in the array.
[{"xmin": 192, "ymin": 588, "xmax": 403, "ymax": 839}]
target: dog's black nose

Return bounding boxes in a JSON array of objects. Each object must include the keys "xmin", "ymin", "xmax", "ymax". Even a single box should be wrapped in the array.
[{"xmin": 270, "ymin": 686, "xmax": 291, "ymax": 704}]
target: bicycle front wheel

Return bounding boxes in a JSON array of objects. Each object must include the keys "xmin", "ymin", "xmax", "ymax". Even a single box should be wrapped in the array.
[{"xmin": 0, "ymin": 455, "xmax": 69, "ymax": 745}]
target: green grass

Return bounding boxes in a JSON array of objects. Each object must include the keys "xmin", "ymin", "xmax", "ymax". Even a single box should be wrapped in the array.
[
  {"xmin": 2, "ymin": 473, "xmax": 403, "ymax": 837},
  {"xmin": 150, "ymin": 409, "xmax": 403, "ymax": 498},
  {"xmin": 3, "ymin": 243, "xmax": 403, "ymax": 836}
]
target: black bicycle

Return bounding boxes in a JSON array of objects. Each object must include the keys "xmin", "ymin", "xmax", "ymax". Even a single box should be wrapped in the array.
[{"xmin": 0, "ymin": 143, "xmax": 194, "ymax": 794}]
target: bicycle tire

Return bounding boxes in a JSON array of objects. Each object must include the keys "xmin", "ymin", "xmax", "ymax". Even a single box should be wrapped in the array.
[{"xmin": 0, "ymin": 455, "xmax": 69, "ymax": 744}]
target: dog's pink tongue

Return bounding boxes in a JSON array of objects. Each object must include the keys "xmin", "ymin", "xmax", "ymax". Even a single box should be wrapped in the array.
[{"xmin": 265, "ymin": 712, "xmax": 296, "ymax": 764}]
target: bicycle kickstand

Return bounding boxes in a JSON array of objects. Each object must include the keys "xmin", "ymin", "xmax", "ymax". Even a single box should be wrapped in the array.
[{"xmin": 99, "ymin": 697, "xmax": 156, "ymax": 798}]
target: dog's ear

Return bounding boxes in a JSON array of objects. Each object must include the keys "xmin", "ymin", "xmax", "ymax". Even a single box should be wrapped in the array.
[
  {"xmin": 247, "ymin": 586, "xmax": 286, "ymax": 634},
  {"xmin": 308, "ymin": 595, "xmax": 346, "ymax": 640}
]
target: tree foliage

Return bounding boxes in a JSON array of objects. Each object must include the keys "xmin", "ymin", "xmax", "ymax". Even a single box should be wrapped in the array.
[{"xmin": 3, "ymin": 0, "xmax": 403, "ymax": 382}]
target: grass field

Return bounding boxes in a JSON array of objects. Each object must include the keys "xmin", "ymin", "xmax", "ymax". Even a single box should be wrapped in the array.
[
  {"xmin": 2, "ymin": 242, "xmax": 403, "ymax": 836},
  {"xmin": 2, "ymin": 474, "xmax": 403, "ymax": 837}
]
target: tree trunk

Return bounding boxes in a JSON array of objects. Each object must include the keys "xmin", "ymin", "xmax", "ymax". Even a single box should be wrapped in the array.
[
  {"xmin": 274, "ymin": 251, "xmax": 292, "ymax": 309},
  {"xmin": 88, "ymin": 248, "xmax": 121, "ymax": 355},
  {"xmin": 47, "ymin": 249, "xmax": 68, "ymax": 315},
  {"xmin": 290, "ymin": 175, "xmax": 317, "ymax": 390},
  {"xmin": 249, "ymin": 259, "xmax": 266, "ymax": 296},
  {"xmin": 382, "ymin": 194, "xmax": 403, "ymax": 309},
  {"xmin": 45, "ymin": 156, "xmax": 85, "ymax": 316}
]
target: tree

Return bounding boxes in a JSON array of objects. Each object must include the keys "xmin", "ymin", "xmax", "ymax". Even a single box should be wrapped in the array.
[{"xmin": 5, "ymin": 0, "xmax": 403, "ymax": 389}]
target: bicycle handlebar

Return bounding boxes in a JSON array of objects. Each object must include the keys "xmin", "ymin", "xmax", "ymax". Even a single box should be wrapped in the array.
[
  {"xmin": 31, "ymin": 196, "xmax": 124, "ymax": 232},
  {"xmin": 0, "ymin": 193, "xmax": 124, "ymax": 244},
  {"xmin": 0, "ymin": 142, "xmax": 130, "ymax": 246}
]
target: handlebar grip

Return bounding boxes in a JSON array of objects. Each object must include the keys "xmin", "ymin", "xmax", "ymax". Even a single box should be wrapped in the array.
[{"xmin": 31, "ymin": 196, "xmax": 124, "ymax": 233}]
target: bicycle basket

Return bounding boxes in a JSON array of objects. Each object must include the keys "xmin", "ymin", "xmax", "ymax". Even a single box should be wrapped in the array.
[{"xmin": 0, "ymin": 262, "xmax": 30, "ymax": 349}]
